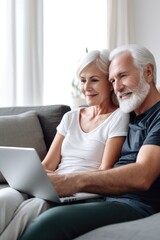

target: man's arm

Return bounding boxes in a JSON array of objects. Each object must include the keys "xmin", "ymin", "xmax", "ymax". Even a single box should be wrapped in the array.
[{"xmin": 49, "ymin": 144, "xmax": 160, "ymax": 196}]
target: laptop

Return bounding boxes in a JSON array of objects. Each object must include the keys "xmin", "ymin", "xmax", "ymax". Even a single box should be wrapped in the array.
[{"xmin": 0, "ymin": 146, "xmax": 100, "ymax": 203}]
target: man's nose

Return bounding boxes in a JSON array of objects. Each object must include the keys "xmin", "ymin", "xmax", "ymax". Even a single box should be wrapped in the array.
[{"xmin": 114, "ymin": 80, "xmax": 124, "ymax": 94}]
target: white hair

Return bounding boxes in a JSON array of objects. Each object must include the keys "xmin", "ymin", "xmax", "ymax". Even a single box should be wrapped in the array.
[{"xmin": 76, "ymin": 49, "xmax": 110, "ymax": 79}]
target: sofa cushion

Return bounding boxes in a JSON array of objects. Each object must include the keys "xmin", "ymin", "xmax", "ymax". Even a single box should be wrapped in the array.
[
  {"xmin": 75, "ymin": 212, "xmax": 160, "ymax": 240},
  {"xmin": 0, "ymin": 111, "xmax": 47, "ymax": 183},
  {"xmin": 0, "ymin": 105, "xmax": 71, "ymax": 151}
]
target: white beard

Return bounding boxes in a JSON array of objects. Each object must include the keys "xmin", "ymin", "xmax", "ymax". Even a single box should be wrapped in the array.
[{"xmin": 117, "ymin": 77, "xmax": 150, "ymax": 113}]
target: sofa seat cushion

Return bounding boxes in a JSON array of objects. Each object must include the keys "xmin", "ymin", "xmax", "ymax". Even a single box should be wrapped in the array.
[{"xmin": 75, "ymin": 213, "xmax": 160, "ymax": 240}]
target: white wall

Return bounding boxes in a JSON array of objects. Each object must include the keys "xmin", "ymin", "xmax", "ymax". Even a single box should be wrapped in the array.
[{"xmin": 131, "ymin": 0, "xmax": 160, "ymax": 85}]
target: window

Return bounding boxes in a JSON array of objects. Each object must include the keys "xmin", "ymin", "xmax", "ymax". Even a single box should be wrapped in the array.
[
  {"xmin": 43, "ymin": 0, "xmax": 107, "ymax": 107},
  {"xmin": 0, "ymin": 0, "xmax": 107, "ymax": 107}
]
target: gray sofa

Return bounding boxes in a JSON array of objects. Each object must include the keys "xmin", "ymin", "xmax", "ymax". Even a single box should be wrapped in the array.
[
  {"xmin": 0, "ymin": 104, "xmax": 71, "ymax": 186},
  {"xmin": 0, "ymin": 104, "xmax": 160, "ymax": 240}
]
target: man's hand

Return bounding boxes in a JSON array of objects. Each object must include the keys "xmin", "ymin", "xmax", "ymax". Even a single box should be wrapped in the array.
[{"xmin": 47, "ymin": 172, "xmax": 80, "ymax": 196}]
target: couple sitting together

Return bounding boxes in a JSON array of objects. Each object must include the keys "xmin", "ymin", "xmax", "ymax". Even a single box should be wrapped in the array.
[{"xmin": 1, "ymin": 44, "xmax": 160, "ymax": 240}]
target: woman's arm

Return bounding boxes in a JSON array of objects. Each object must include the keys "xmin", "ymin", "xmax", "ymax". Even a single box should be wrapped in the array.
[
  {"xmin": 42, "ymin": 132, "xmax": 64, "ymax": 171},
  {"xmin": 99, "ymin": 136, "xmax": 125, "ymax": 170}
]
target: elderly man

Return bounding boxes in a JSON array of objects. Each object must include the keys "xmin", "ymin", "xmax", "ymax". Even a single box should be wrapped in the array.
[{"xmin": 20, "ymin": 44, "xmax": 160, "ymax": 240}]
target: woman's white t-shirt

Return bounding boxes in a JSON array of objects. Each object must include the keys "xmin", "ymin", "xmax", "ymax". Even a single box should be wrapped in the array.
[{"xmin": 55, "ymin": 108, "xmax": 129, "ymax": 174}]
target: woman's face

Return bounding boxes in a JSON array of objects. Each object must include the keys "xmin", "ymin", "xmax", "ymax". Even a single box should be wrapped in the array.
[{"xmin": 79, "ymin": 62, "xmax": 112, "ymax": 106}]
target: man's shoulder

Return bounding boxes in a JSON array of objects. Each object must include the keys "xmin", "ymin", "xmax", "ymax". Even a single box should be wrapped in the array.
[{"xmin": 131, "ymin": 101, "xmax": 160, "ymax": 124}]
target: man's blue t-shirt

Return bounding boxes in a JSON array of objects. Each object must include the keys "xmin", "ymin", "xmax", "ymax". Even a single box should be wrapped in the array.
[{"xmin": 110, "ymin": 101, "xmax": 160, "ymax": 216}]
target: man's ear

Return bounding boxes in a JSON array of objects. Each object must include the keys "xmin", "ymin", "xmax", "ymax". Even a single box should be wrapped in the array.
[{"xmin": 144, "ymin": 64, "xmax": 154, "ymax": 83}]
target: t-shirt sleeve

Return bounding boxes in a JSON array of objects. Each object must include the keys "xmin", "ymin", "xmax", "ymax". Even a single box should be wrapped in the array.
[
  {"xmin": 108, "ymin": 109, "xmax": 129, "ymax": 138},
  {"xmin": 143, "ymin": 117, "xmax": 160, "ymax": 146},
  {"xmin": 56, "ymin": 111, "xmax": 70, "ymax": 136}
]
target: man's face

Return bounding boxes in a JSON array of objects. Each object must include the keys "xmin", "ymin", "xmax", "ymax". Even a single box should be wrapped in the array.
[{"xmin": 109, "ymin": 52, "xmax": 150, "ymax": 113}]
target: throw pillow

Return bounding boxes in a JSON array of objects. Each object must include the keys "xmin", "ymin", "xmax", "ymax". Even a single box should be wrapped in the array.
[{"xmin": 0, "ymin": 111, "xmax": 47, "ymax": 183}]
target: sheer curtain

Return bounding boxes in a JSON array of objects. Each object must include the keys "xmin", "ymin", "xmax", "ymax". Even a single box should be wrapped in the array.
[
  {"xmin": 107, "ymin": 0, "xmax": 134, "ymax": 50},
  {"xmin": 0, "ymin": 0, "xmax": 107, "ymax": 107},
  {"xmin": 0, "ymin": 0, "xmax": 43, "ymax": 107}
]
